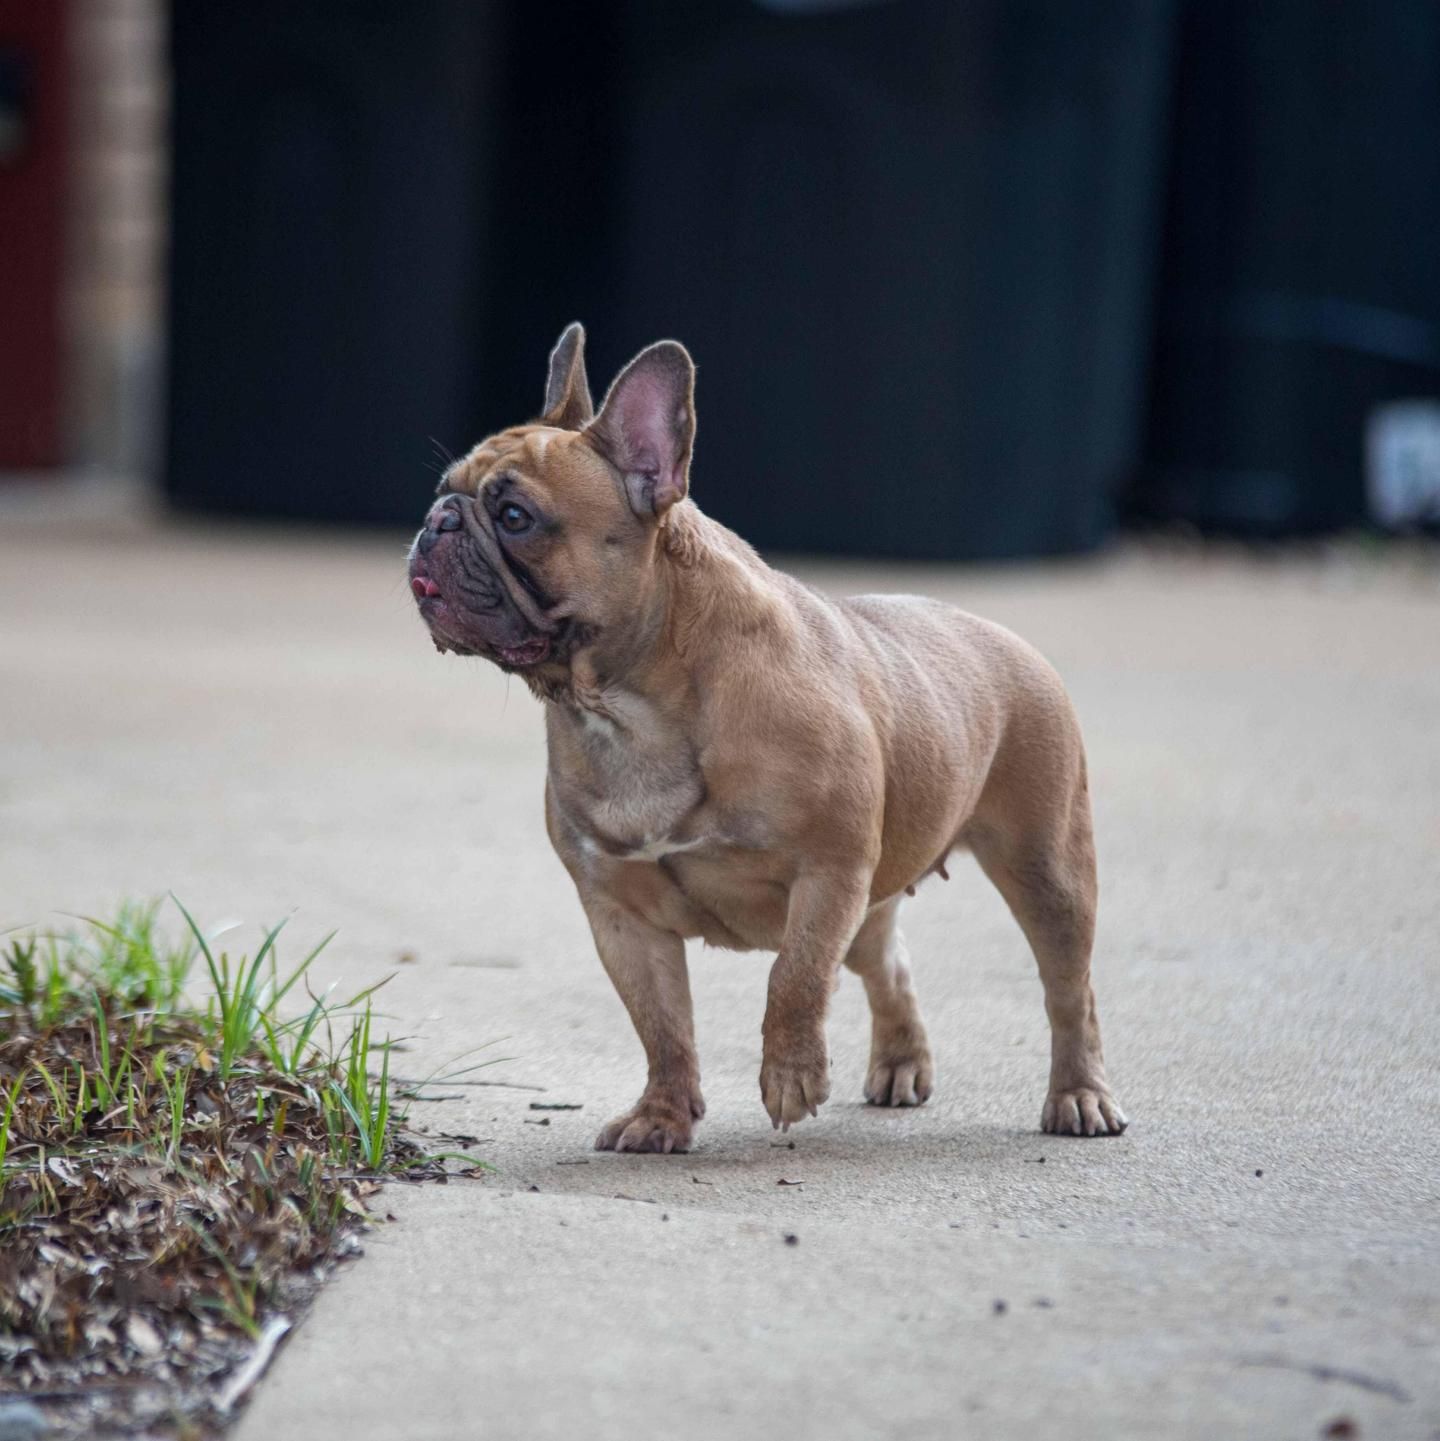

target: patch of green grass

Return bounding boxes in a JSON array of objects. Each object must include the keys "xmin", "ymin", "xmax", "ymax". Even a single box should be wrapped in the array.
[
  {"xmin": 81, "ymin": 898, "xmax": 197, "ymax": 1012},
  {"xmin": 173, "ymin": 899, "xmax": 335, "ymax": 1081},
  {"xmin": 0, "ymin": 1072, "xmax": 22, "ymax": 1187},
  {"xmin": 329, "ymin": 1001, "xmax": 393, "ymax": 1171},
  {"xmin": 0, "ymin": 897, "xmax": 489, "ymax": 1438},
  {"xmin": 156, "ymin": 1054, "xmax": 191, "ymax": 1164},
  {"xmin": 2, "ymin": 930, "xmax": 68, "ymax": 1027},
  {"xmin": 0, "ymin": 897, "xmax": 439, "ymax": 1178},
  {"xmin": 259, "ymin": 982, "xmax": 340, "ymax": 1079},
  {"xmin": 4, "ymin": 898, "xmax": 198, "ymax": 1032}
]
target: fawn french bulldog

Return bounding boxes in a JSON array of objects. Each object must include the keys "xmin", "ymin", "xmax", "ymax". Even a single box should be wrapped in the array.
[{"xmin": 408, "ymin": 324, "xmax": 1125, "ymax": 1152}]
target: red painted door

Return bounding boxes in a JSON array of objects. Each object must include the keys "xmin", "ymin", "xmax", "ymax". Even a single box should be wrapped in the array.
[{"xmin": 0, "ymin": 0, "xmax": 68, "ymax": 468}]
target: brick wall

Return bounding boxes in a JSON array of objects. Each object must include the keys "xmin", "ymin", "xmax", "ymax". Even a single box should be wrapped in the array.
[{"xmin": 65, "ymin": 0, "xmax": 166, "ymax": 476}]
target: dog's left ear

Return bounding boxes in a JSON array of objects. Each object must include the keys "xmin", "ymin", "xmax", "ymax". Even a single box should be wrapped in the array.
[
  {"xmin": 586, "ymin": 341, "xmax": 696, "ymax": 519},
  {"xmin": 541, "ymin": 322, "xmax": 595, "ymax": 429}
]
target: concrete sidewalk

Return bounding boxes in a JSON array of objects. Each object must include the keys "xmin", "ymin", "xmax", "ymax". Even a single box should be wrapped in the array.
[{"xmin": 3, "ymin": 512, "xmax": 1437, "ymax": 1440}]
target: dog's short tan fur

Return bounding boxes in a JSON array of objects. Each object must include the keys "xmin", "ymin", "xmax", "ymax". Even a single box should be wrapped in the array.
[{"xmin": 408, "ymin": 324, "xmax": 1125, "ymax": 1152}]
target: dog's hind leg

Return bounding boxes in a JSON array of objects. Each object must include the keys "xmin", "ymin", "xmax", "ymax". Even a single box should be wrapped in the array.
[
  {"xmin": 843, "ymin": 897, "xmax": 934, "ymax": 1107},
  {"xmin": 968, "ymin": 759, "xmax": 1126, "ymax": 1137}
]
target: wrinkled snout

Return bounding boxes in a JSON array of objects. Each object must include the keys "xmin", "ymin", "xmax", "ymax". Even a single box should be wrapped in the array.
[
  {"xmin": 407, "ymin": 493, "xmax": 552, "ymax": 668},
  {"xmin": 414, "ymin": 495, "xmax": 464, "ymax": 556},
  {"xmin": 408, "ymin": 494, "xmax": 496, "ymax": 616}
]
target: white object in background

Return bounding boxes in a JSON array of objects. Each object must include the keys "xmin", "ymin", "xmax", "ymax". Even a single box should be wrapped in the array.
[{"xmin": 1366, "ymin": 399, "xmax": 1440, "ymax": 527}]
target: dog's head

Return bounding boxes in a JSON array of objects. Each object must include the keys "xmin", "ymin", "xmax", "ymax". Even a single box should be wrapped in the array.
[{"xmin": 408, "ymin": 324, "xmax": 696, "ymax": 678}]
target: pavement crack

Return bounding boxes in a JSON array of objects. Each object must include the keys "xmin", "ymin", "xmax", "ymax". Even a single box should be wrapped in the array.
[{"xmin": 1239, "ymin": 1354, "xmax": 1413, "ymax": 1403}]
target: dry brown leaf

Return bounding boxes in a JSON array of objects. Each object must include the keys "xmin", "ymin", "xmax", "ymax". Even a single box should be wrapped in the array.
[{"xmin": 125, "ymin": 1313, "xmax": 164, "ymax": 1357}]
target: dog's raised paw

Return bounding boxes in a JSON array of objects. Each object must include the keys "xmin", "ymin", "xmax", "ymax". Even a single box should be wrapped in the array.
[
  {"xmin": 595, "ymin": 1092, "xmax": 703, "ymax": 1154},
  {"xmin": 760, "ymin": 1047, "xmax": 831, "ymax": 1131},
  {"xmin": 1041, "ymin": 1087, "xmax": 1127, "ymax": 1137},
  {"xmin": 864, "ymin": 1050, "xmax": 934, "ymax": 1108}
]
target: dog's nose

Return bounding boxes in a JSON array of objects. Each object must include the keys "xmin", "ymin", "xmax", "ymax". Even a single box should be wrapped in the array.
[{"xmin": 417, "ymin": 497, "xmax": 464, "ymax": 554}]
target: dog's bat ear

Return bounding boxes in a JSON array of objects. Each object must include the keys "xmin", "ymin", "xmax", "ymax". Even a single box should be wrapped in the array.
[
  {"xmin": 541, "ymin": 322, "xmax": 595, "ymax": 429},
  {"xmin": 586, "ymin": 340, "xmax": 696, "ymax": 520}
]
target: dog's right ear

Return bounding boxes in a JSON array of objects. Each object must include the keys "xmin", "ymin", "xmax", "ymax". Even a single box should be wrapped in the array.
[{"xmin": 540, "ymin": 322, "xmax": 594, "ymax": 429}]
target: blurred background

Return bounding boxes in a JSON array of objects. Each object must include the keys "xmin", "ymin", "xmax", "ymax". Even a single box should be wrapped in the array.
[{"xmin": 3, "ymin": 0, "xmax": 1440, "ymax": 558}]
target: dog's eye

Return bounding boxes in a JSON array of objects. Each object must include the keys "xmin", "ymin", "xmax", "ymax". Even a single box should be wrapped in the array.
[{"xmin": 497, "ymin": 502, "xmax": 533, "ymax": 535}]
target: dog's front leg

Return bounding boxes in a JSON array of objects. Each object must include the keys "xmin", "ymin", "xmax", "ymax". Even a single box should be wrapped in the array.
[
  {"xmin": 583, "ymin": 896, "xmax": 705, "ymax": 1154},
  {"xmin": 760, "ymin": 871, "xmax": 871, "ymax": 1130}
]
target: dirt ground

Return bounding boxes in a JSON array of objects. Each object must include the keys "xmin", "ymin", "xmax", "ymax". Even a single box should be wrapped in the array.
[{"xmin": 3, "ymin": 495, "xmax": 1437, "ymax": 1440}]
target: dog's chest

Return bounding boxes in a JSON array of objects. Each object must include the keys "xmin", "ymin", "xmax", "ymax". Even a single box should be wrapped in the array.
[{"xmin": 550, "ymin": 694, "xmax": 708, "ymax": 858}]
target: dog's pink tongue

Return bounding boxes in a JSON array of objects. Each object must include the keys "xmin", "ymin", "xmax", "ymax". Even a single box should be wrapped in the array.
[{"xmin": 411, "ymin": 577, "xmax": 441, "ymax": 599}]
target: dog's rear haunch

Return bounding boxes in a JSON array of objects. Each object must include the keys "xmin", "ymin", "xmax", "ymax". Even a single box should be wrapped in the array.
[{"xmin": 408, "ymin": 324, "xmax": 1126, "ymax": 1152}]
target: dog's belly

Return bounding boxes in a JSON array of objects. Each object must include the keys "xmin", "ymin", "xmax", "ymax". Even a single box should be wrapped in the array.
[{"xmin": 608, "ymin": 848, "xmax": 789, "ymax": 951}]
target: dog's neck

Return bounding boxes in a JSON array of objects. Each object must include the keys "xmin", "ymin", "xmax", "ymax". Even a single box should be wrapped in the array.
[{"xmin": 526, "ymin": 501, "xmax": 779, "ymax": 720}]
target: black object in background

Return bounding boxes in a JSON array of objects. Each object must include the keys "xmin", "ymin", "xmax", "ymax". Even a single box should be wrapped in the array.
[
  {"xmin": 1136, "ymin": 0, "xmax": 1440, "ymax": 535},
  {"xmin": 167, "ymin": 0, "xmax": 1175, "ymax": 557},
  {"xmin": 594, "ymin": 0, "xmax": 1176, "ymax": 560},
  {"xmin": 166, "ymin": 2, "xmax": 494, "ymax": 524}
]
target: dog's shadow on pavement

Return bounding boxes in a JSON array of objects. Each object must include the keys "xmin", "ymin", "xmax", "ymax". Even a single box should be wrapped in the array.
[{"xmin": 525, "ymin": 1106, "xmax": 1132, "ymax": 1208}]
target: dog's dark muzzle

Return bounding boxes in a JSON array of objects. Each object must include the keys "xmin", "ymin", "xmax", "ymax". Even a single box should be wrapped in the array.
[
  {"xmin": 426, "ymin": 495, "xmax": 555, "ymax": 627},
  {"xmin": 414, "ymin": 495, "xmax": 463, "ymax": 556},
  {"xmin": 408, "ymin": 494, "xmax": 560, "ymax": 668}
]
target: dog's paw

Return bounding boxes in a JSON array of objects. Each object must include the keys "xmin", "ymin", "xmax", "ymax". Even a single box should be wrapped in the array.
[
  {"xmin": 760, "ymin": 1041, "xmax": 831, "ymax": 1131},
  {"xmin": 1041, "ymin": 1087, "xmax": 1127, "ymax": 1137},
  {"xmin": 863, "ymin": 1046, "xmax": 934, "ymax": 1108},
  {"xmin": 595, "ymin": 1090, "xmax": 704, "ymax": 1154}
]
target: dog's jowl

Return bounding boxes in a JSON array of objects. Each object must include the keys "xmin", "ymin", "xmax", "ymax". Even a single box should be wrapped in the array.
[{"xmin": 408, "ymin": 324, "xmax": 1126, "ymax": 1153}]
